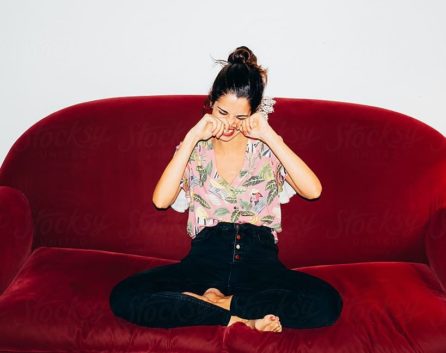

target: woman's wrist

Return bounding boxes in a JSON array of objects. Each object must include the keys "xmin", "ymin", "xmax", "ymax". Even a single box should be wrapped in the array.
[
  {"xmin": 184, "ymin": 129, "xmax": 201, "ymax": 146},
  {"xmin": 261, "ymin": 126, "xmax": 283, "ymax": 146}
]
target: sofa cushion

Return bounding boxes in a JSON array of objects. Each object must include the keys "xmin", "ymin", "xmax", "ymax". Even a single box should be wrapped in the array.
[{"xmin": 1, "ymin": 246, "xmax": 445, "ymax": 353}]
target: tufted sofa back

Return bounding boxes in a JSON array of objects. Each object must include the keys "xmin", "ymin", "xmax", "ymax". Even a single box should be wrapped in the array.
[{"xmin": 1, "ymin": 95, "xmax": 444, "ymax": 268}]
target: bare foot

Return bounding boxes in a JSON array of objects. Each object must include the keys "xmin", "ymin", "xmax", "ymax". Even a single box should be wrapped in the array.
[
  {"xmin": 228, "ymin": 314, "xmax": 282, "ymax": 333},
  {"xmin": 182, "ymin": 288, "xmax": 233, "ymax": 311},
  {"xmin": 183, "ymin": 289, "xmax": 282, "ymax": 332},
  {"xmin": 203, "ymin": 287, "xmax": 225, "ymax": 298}
]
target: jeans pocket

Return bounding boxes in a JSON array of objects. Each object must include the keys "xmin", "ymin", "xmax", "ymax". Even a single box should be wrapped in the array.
[
  {"xmin": 256, "ymin": 230, "xmax": 275, "ymax": 247},
  {"xmin": 192, "ymin": 227, "xmax": 213, "ymax": 243}
]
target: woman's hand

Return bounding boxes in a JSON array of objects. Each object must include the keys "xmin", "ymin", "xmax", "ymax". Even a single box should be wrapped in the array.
[
  {"xmin": 190, "ymin": 113, "xmax": 231, "ymax": 141},
  {"xmin": 239, "ymin": 112, "xmax": 273, "ymax": 141}
]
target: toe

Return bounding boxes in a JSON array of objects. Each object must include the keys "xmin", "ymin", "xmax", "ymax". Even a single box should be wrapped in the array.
[{"xmin": 265, "ymin": 321, "xmax": 280, "ymax": 331}]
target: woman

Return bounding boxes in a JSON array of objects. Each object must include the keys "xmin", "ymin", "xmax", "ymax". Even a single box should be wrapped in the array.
[{"xmin": 109, "ymin": 46, "xmax": 343, "ymax": 333}]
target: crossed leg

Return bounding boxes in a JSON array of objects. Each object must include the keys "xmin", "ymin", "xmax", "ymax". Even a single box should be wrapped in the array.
[
  {"xmin": 225, "ymin": 267, "xmax": 343, "ymax": 329},
  {"xmin": 109, "ymin": 262, "xmax": 281, "ymax": 331},
  {"xmin": 182, "ymin": 288, "xmax": 283, "ymax": 332},
  {"xmin": 183, "ymin": 264, "xmax": 343, "ymax": 330},
  {"xmin": 109, "ymin": 261, "xmax": 341, "ymax": 331},
  {"xmin": 109, "ymin": 262, "xmax": 232, "ymax": 328}
]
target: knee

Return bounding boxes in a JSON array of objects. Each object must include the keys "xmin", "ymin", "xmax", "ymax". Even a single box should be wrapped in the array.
[
  {"xmin": 109, "ymin": 279, "xmax": 129, "ymax": 317},
  {"xmin": 109, "ymin": 277, "xmax": 142, "ymax": 319},
  {"xmin": 317, "ymin": 285, "xmax": 343, "ymax": 327}
]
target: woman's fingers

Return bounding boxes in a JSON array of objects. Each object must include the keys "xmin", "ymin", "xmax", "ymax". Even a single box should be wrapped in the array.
[
  {"xmin": 216, "ymin": 117, "xmax": 230, "ymax": 138},
  {"xmin": 210, "ymin": 117, "xmax": 218, "ymax": 135},
  {"xmin": 217, "ymin": 119, "xmax": 225, "ymax": 138},
  {"xmin": 217, "ymin": 123, "xmax": 224, "ymax": 138},
  {"xmin": 213, "ymin": 118, "xmax": 222, "ymax": 138},
  {"xmin": 241, "ymin": 120, "xmax": 248, "ymax": 136},
  {"xmin": 210, "ymin": 116, "xmax": 220, "ymax": 137},
  {"xmin": 207, "ymin": 116, "xmax": 252, "ymax": 139},
  {"xmin": 223, "ymin": 119, "xmax": 230, "ymax": 136}
]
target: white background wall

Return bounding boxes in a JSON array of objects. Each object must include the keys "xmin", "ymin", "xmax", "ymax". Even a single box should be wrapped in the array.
[{"xmin": 1, "ymin": 0, "xmax": 445, "ymax": 165}]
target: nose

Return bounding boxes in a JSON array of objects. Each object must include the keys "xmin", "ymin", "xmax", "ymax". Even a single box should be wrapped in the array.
[{"xmin": 228, "ymin": 118, "xmax": 240, "ymax": 129}]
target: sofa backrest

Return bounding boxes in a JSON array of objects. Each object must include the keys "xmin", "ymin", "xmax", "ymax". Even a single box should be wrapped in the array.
[{"xmin": 1, "ymin": 95, "xmax": 444, "ymax": 268}]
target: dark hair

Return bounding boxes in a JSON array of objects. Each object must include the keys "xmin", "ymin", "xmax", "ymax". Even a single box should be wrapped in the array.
[{"xmin": 203, "ymin": 46, "xmax": 268, "ymax": 114}]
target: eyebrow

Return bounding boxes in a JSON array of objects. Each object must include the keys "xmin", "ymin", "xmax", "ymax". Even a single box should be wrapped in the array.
[{"xmin": 217, "ymin": 105, "xmax": 249, "ymax": 118}]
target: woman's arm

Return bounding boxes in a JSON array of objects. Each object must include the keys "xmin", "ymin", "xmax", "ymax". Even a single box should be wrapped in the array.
[
  {"xmin": 152, "ymin": 130, "xmax": 199, "ymax": 209},
  {"xmin": 264, "ymin": 129, "xmax": 322, "ymax": 200}
]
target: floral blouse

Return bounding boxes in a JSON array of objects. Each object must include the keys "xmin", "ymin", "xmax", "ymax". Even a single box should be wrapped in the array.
[{"xmin": 171, "ymin": 97, "xmax": 296, "ymax": 244}]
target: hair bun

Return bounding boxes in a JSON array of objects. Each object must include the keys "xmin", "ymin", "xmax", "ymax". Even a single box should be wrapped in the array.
[
  {"xmin": 228, "ymin": 46, "xmax": 257, "ymax": 66},
  {"xmin": 206, "ymin": 46, "xmax": 269, "ymax": 114}
]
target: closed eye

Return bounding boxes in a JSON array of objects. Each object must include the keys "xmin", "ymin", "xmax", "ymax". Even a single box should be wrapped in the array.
[{"xmin": 218, "ymin": 110, "xmax": 248, "ymax": 120}]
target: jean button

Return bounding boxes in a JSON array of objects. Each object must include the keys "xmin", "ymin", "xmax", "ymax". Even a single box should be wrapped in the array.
[
  {"xmin": 235, "ymin": 244, "xmax": 240, "ymax": 249},
  {"xmin": 236, "ymin": 234, "xmax": 241, "ymax": 240},
  {"xmin": 234, "ymin": 254, "xmax": 240, "ymax": 260}
]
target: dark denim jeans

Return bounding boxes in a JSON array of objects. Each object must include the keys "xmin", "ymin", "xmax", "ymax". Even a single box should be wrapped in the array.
[{"xmin": 109, "ymin": 222, "xmax": 343, "ymax": 329}]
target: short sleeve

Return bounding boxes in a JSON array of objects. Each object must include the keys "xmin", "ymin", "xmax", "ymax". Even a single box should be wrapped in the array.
[
  {"xmin": 270, "ymin": 151, "xmax": 296, "ymax": 204},
  {"xmin": 171, "ymin": 142, "xmax": 190, "ymax": 213}
]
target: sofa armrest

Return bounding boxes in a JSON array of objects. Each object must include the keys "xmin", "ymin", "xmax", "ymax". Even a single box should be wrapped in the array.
[
  {"xmin": 424, "ymin": 207, "xmax": 446, "ymax": 292},
  {"xmin": 0, "ymin": 186, "xmax": 34, "ymax": 294}
]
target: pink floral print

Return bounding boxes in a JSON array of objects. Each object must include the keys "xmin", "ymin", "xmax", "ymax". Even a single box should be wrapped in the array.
[{"xmin": 172, "ymin": 137, "xmax": 291, "ymax": 244}]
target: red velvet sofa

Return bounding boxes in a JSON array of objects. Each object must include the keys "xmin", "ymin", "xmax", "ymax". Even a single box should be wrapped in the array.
[{"xmin": 0, "ymin": 95, "xmax": 445, "ymax": 353}]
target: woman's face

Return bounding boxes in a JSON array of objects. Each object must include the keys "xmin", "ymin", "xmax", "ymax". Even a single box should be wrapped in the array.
[{"xmin": 211, "ymin": 93, "xmax": 251, "ymax": 142}]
